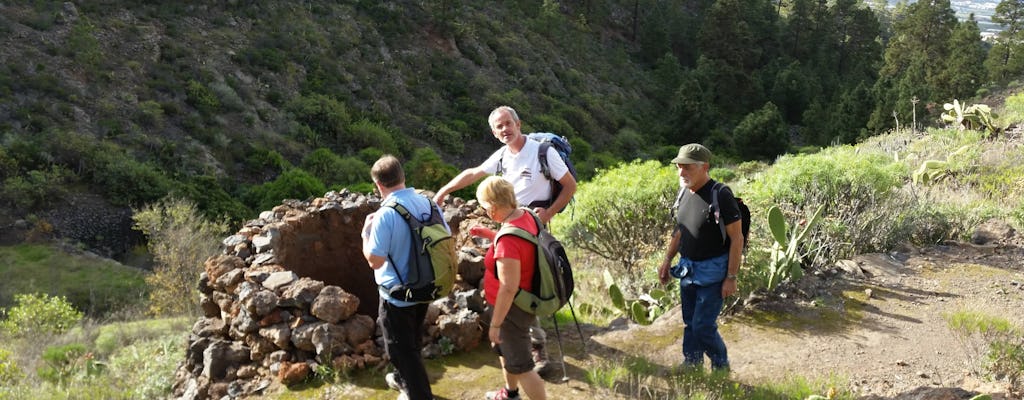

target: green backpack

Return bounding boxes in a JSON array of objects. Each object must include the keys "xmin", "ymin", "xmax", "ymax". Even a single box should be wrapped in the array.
[
  {"xmin": 383, "ymin": 199, "xmax": 457, "ymax": 303},
  {"xmin": 494, "ymin": 210, "xmax": 575, "ymax": 316}
]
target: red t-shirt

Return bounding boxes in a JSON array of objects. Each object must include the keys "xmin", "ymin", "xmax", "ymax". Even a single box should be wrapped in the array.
[{"xmin": 483, "ymin": 211, "xmax": 538, "ymax": 305}]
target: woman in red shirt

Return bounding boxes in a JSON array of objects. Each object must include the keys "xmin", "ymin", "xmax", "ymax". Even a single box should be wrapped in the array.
[{"xmin": 472, "ymin": 176, "xmax": 547, "ymax": 400}]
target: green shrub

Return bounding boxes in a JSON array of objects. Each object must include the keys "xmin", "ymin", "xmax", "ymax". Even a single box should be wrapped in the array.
[
  {"xmin": 551, "ymin": 160, "xmax": 677, "ymax": 282},
  {"xmin": 38, "ymin": 342, "xmax": 102, "ymax": 386},
  {"xmin": 170, "ymin": 175, "xmax": 252, "ymax": 224},
  {"xmin": 404, "ymin": 148, "xmax": 461, "ymax": 197},
  {"xmin": 348, "ymin": 119, "xmax": 401, "ymax": 155},
  {"xmin": 734, "ymin": 102, "xmax": 790, "ymax": 161},
  {"xmin": 301, "ymin": 148, "xmax": 371, "ymax": 187},
  {"xmin": 745, "ymin": 146, "xmax": 910, "ymax": 262},
  {"xmin": 245, "ymin": 169, "xmax": 327, "ymax": 212},
  {"xmin": 67, "ymin": 19, "xmax": 102, "ymax": 71},
  {"xmin": 105, "ymin": 333, "xmax": 185, "ymax": 399},
  {"xmin": 287, "ymin": 94, "xmax": 351, "ymax": 149},
  {"xmin": 945, "ymin": 310, "xmax": 1024, "ymax": 391},
  {"xmin": 0, "ymin": 347, "xmax": 22, "ymax": 386},
  {"xmin": 133, "ymin": 198, "xmax": 229, "ymax": 317},
  {"xmin": 426, "ymin": 121, "xmax": 466, "ymax": 154},
  {"xmin": 185, "ymin": 79, "xmax": 220, "ymax": 115},
  {"xmin": 135, "ymin": 100, "xmax": 165, "ymax": 127},
  {"xmin": 0, "ymin": 293, "xmax": 83, "ymax": 337},
  {"xmin": 0, "ymin": 166, "xmax": 71, "ymax": 209}
]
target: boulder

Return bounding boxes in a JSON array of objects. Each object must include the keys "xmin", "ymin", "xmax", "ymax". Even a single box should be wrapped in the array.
[{"xmin": 310, "ymin": 286, "xmax": 359, "ymax": 324}]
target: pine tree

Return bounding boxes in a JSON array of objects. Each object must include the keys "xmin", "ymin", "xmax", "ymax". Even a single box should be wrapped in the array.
[
  {"xmin": 939, "ymin": 15, "xmax": 987, "ymax": 102},
  {"xmin": 734, "ymin": 102, "xmax": 789, "ymax": 160},
  {"xmin": 869, "ymin": 0, "xmax": 957, "ymax": 132},
  {"xmin": 986, "ymin": 0, "xmax": 1024, "ymax": 82},
  {"xmin": 697, "ymin": 0, "xmax": 779, "ymax": 116}
]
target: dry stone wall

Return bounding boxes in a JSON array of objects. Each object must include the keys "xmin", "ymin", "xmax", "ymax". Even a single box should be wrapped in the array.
[{"xmin": 172, "ymin": 190, "xmax": 497, "ymax": 399}]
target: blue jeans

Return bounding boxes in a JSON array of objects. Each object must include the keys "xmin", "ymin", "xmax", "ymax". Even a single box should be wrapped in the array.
[{"xmin": 680, "ymin": 279, "xmax": 729, "ymax": 369}]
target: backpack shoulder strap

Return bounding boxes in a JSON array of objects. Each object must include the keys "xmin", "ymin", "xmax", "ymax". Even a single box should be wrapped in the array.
[
  {"xmin": 711, "ymin": 182, "xmax": 727, "ymax": 242},
  {"xmin": 380, "ymin": 198, "xmax": 421, "ymax": 286},
  {"xmin": 494, "ymin": 209, "xmax": 542, "ymax": 245},
  {"xmin": 497, "ymin": 147, "xmax": 507, "ymax": 176},
  {"xmin": 537, "ymin": 142, "xmax": 553, "ymax": 181}
]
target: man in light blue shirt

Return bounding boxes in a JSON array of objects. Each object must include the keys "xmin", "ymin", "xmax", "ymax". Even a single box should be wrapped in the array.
[{"xmin": 363, "ymin": 155, "xmax": 447, "ymax": 400}]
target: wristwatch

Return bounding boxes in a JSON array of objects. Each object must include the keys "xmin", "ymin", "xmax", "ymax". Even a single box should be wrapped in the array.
[{"xmin": 726, "ymin": 274, "xmax": 738, "ymax": 280}]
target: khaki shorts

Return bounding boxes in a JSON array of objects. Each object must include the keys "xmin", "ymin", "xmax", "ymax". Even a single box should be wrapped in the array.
[{"xmin": 489, "ymin": 305, "xmax": 536, "ymax": 374}]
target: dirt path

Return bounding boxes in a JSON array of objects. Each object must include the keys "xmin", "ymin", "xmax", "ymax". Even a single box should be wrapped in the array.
[{"xmin": 594, "ymin": 239, "xmax": 1024, "ymax": 399}]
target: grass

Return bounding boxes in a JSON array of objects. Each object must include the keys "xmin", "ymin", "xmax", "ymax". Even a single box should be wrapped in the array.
[
  {"xmin": 0, "ymin": 316, "xmax": 188, "ymax": 400},
  {"xmin": 0, "ymin": 244, "xmax": 148, "ymax": 316}
]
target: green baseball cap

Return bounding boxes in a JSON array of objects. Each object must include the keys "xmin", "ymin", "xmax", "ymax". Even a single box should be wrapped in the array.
[{"xmin": 671, "ymin": 143, "xmax": 711, "ymax": 164}]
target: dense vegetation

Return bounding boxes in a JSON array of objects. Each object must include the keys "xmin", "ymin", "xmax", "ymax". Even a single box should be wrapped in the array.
[{"xmin": 3, "ymin": 0, "xmax": 1024, "ymax": 242}]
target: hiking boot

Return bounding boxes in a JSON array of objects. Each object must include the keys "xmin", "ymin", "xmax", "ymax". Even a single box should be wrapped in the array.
[
  {"xmin": 485, "ymin": 387, "xmax": 521, "ymax": 400},
  {"xmin": 385, "ymin": 372, "xmax": 405, "ymax": 392}
]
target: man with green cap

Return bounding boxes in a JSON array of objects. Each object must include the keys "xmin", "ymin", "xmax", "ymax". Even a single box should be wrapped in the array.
[{"xmin": 658, "ymin": 143, "xmax": 743, "ymax": 371}]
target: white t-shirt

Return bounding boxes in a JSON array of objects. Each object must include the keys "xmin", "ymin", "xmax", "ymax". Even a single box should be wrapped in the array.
[{"xmin": 478, "ymin": 139, "xmax": 570, "ymax": 206}]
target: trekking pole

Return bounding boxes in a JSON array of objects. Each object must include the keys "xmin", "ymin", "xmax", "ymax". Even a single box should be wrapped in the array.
[
  {"xmin": 567, "ymin": 299, "xmax": 587, "ymax": 352},
  {"xmin": 550, "ymin": 315, "xmax": 570, "ymax": 383}
]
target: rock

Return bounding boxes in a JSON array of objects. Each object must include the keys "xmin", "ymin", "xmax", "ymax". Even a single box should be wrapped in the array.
[
  {"xmin": 436, "ymin": 308, "xmax": 483, "ymax": 352},
  {"xmin": 216, "ymin": 268, "xmax": 245, "ymax": 293},
  {"xmin": 259, "ymin": 323, "xmax": 292, "ymax": 350},
  {"xmin": 262, "ymin": 271, "xmax": 298, "ymax": 291},
  {"xmin": 455, "ymin": 288, "xmax": 486, "ymax": 313},
  {"xmin": 201, "ymin": 340, "xmax": 251, "ymax": 380},
  {"xmin": 205, "ymin": 254, "xmax": 245, "ymax": 282},
  {"xmin": 972, "ymin": 219, "xmax": 1015, "ymax": 245},
  {"xmin": 291, "ymin": 321, "xmax": 324, "ymax": 352},
  {"xmin": 341, "ymin": 315, "xmax": 376, "ymax": 347},
  {"xmin": 236, "ymin": 365, "xmax": 258, "ymax": 379},
  {"xmin": 835, "ymin": 259, "xmax": 867, "ymax": 279},
  {"xmin": 193, "ymin": 317, "xmax": 227, "ymax": 338},
  {"xmin": 245, "ymin": 335, "xmax": 276, "ymax": 361},
  {"xmin": 277, "ymin": 361, "xmax": 310, "ymax": 386},
  {"xmin": 258, "ymin": 309, "xmax": 290, "ymax": 327},
  {"xmin": 311, "ymin": 323, "xmax": 350, "ymax": 358},
  {"xmin": 231, "ymin": 309, "xmax": 259, "ymax": 336},
  {"xmin": 252, "ymin": 228, "xmax": 278, "ymax": 253},
  {"xmin": 223, "ymin": 234, "xmax": 249, "ymax": 248},
  {"xmin": 280, "ymin": 278, "xmax": 324, "ymax": 308},
  {"xmin": 199, "ymin": 294, "xmax": 221, "ymax": 318},
  {"xmin": 310, "ymin": 286, "xmax": 359, "ymax": 324},
  {"xmin": 457, "ymin": 249, "xmax": 485, "ymax": 284},
  {"xmin": 243, "ymin": 290, "xmax": 280, "ymax": 318}
]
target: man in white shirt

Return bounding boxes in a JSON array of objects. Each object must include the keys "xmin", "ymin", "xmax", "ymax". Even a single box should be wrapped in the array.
[
  {"xmin": 433, "ymin": 106, "xmax": 576, "ymax": 225},
  {"xmin": 433, "ymin": 106, "xmax": 577, "ymax": 376}
]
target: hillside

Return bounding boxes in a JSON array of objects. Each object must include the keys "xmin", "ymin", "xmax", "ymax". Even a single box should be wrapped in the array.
[
  {"xmin": 0, "ymin": 1, "xmax": 658, "ymax": 259},
  {"xmin": 3, "ymin": 0, "xmax": 1023, "ymax": 261}
]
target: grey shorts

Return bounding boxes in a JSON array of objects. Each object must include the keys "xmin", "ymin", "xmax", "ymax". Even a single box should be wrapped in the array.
[{"xmin": 490, "ymin": 305, "xmax": 536, "ymax": 374}]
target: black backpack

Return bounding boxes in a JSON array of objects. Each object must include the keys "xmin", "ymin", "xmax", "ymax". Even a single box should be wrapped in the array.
[{"xmin": 494, "ymin": 210, "xmax": 574, "ymax": 316}]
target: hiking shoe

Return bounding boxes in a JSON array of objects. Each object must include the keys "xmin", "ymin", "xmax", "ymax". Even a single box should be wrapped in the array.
[
  {"xmin": 485, "ymin": 387, "xmax": 521, "ymax": 400},
  {"xmin": 385, "ymin": 372, "xmax": 405, "ymax": 392}
]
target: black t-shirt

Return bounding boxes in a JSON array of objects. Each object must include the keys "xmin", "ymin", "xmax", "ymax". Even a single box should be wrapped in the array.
[{"xmin": 675, "ymin": 179, "xmax": 741, "ymax": 261}]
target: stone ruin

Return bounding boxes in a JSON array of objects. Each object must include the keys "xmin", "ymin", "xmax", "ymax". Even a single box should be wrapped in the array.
[{"xmin": 172, "ymin": 189, "xmax": 495, "ymax": 399}]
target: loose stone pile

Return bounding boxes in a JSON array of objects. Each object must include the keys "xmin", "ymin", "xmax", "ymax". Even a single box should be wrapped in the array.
[{"xmin": 172, "ymin": 189, "xmax": 496, "ymax": 399}]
